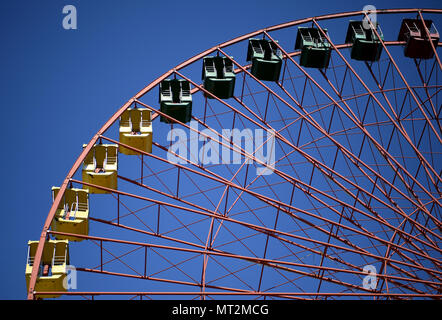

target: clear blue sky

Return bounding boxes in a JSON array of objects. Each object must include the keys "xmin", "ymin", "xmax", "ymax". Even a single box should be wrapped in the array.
[{"xmin": 0, "ymin": 0, "xmax": 440, "ymax": 299}]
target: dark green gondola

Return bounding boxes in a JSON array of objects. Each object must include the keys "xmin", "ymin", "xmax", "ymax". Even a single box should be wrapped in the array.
[
  {"xmin": 295, "ymin": 27, "xmax": 331, "ymax": 69},
  {"xmin": 202, "ymin": 56, "xmax": 235, "ymax": 99},
  {"xmin": 247, "ymin": 38, "xmax": 283, "ymax": 81},
  {"xmin": 159, "ymin": 79, "xmax": 192, "ymax": 124},
  {"xmin": 345, "ymin": 20, "xmax": 383, "ymax": 61}
]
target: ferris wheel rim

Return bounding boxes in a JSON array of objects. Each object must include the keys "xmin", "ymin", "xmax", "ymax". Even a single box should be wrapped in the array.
[{"xmin": 28, "ymin": 7, "xmax": 442, "ymax": 300}]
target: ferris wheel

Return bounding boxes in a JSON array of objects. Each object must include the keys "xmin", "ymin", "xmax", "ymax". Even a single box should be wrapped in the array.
[{"xmin": 26, "ymin": 8, "xmax": 442, "ymax": 300}]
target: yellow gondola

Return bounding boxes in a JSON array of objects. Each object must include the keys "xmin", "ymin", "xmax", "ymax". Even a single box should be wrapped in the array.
[
  {"xmin": 25, "ymin": 240, "xmax": 70, "ymax": 299},
  {"xmin": 82, "ymin": 143, "xmax": 118, "ymax": 193},
  {"xmin": 50, "ymin": 187, "xmax": 89, "ymax": 241},
  {"xmin": 119, "ymin": 107, "xmax": 152, "ymax": 155}
]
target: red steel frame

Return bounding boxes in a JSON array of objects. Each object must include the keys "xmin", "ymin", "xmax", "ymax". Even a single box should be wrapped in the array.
[{"xmin": 28, "ymin": 8, "xmax": 442, "ymax": 300}]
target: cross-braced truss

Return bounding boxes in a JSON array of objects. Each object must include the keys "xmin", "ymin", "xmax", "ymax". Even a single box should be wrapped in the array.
[{"xmin": 28, "ymin": 8, "xmax": 441, "ymax": 300}]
